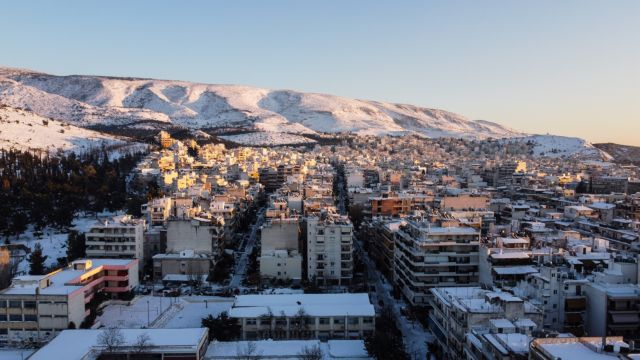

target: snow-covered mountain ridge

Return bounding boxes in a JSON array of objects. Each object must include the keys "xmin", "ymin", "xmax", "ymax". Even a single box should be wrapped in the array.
[{"xmin": 0, "ymin": 66, "xmax": 521, "ymax": 139}]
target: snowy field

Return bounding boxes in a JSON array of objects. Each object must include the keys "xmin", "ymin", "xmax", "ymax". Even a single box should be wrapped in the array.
[
  {"xmin": 11, "ymin": 211, "xmax": 123, "ymax": 275},
  {"xmin": 219, "ymin": 132, "xmax": 316, "ymax": 146},
  {"xmin": 0, "ymin": 107, "xmax": 146, "ymax": 156},
  {"xmin": 97, "ymin": 295, "xmax": 234, "ymax": 329}
]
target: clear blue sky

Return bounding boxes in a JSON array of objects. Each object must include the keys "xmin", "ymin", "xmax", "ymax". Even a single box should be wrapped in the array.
[{"xmin": 1, "ymin": 1, "xmax": 638, "ymax": 145}]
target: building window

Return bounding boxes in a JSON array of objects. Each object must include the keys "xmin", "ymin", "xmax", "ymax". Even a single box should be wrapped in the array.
[
  {"xmin": 333, "ymin": 318, "xmax": 344, "ymax": 325},
  {"xmin": 24, "ymin": 315, "xmax": 37, "ymax": 322},
  {"xmin": 8, "ymin": 301, "xmax": 21, "ymax": 308},
  {"xmin": 362, "ymin": 317, "xmax": 373, "ymax": 324},
  {"xmin": 9, "ymin": 314, "xmax": 22, "ymax": 321},
  {"xmin": 348, "ymin": 317, "xmax": 359, "ymax": 325},
  {"xmin": 0, "ymin": 329, "xmax": 7, "ymax": 335},
  {"xmin": 319, "ymin": 318, "xmax": 330, "ymax": 325},
  {"xmin": 23, "ymin": 301, "xmax": 36, "ymax": 309},
  {"xmin": 246, "ymin": 319, "xmax": 257, "ymax": 325},
  {"xmin": 0, "ymin": 315, "xmax": 6, "ymax": 321}
]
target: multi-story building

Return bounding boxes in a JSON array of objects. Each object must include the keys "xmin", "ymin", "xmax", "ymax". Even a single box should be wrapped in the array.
[
  {"xmin": 361, "ymin": 219, "xmax": 404, "ymax": 279},
  {"xmin": 166, "ymin": 217, "xmax": 222, "ymax": 256},
  {"xmin": 260, "ymin": 218, "xmax": 302, "ymax": 282},
  {"xmin": 429, "ymin": 287, "xmax": 542, "ymax": 360},
  {"xmin": 584, "ymin": 282, "xmax": 640, "ymax": 341},
  {"xmin": 305, "ymin": 214, "xmax": 353, "ymax": 286},
  {"xmin": 514, "ymin": 265, "xmax": 589, "ymax": 335},
  {"xmin": 0, "ymin": 259, "xmax": 139, "ymax": 342},
  {"xmin": 85, "ymin": 215, "xmax": 145, "ymax": 259},
  {"xmin": 530, "ymin": 336, "xmax": 633, "ymax": 360},
  {"xmin": 394, "ymin": 222, "xmax": 480, "ymax": 305},
  {"xmin": 228, "ymin": 294, "xmax": 375, "ymax": 341},
  {"xmin": 141, "ymin": 197, "xmax": 172, "ymax": 227}
]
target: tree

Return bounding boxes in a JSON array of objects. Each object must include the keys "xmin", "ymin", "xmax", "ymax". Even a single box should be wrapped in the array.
[
  {"xmin": 365, "ymin": 307, "xmax": 408, "ymax": 360},
  {"xmin": 10, "ymin": 211, "xmax": 28, "ymax": 239},
  {"xmin": 298, "ymin": 345, "xmax": 323, "ymax": 360},
  {"xmin": 201, "ymin": 312, "xmax": 241, "ymax": 341},
  {"xmin": 291, "ymin": 308, "xmax": 312, "ymax": 339},
  {"xmin": 97, "ymin": 327, "xmax": 125, "ymax": 353},
  {"xmin": 236, "ymin": 341, "xmax": 262, "ymax": 360},
  {"xmin": 28, "ymin": 243, "xmax": 48, "ymax": 275},
  {"xmin": 66, "ymin": 230, "xmax": 86, "ymax": 262},
  {"xmin": 132, "ymin": 333, "xmax": 153, "ymax": 356}
]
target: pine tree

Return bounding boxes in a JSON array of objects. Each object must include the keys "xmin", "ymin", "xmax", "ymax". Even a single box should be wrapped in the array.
[
  {"xmin": 28, "ymin": 243, "xmax": 48, "ymax": 275},
  {"xmin": 66, "ymin": 231, "xmax": 86, "ymax": 262}
]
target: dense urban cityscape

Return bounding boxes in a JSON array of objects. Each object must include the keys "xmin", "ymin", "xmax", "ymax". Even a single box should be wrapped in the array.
[
  {"xmin": 1, "ymin": 1, "xmax": 638, "ymax": 359},
  {"xmin": 1, "ymin": 129, "xmax": 640, "ymax": 359}
]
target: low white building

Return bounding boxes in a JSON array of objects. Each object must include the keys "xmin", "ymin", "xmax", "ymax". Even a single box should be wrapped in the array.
[{"xmin": 228, "ymin": 293, "xmax": 375, "ymax": 341}]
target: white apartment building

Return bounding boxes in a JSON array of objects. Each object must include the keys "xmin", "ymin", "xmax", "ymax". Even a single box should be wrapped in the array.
[
  {"xmin": 260, "ymin": 218, "xmax": 302, "ymax": 282},
  {"xmin": 429, "ymin": 287, "xmax": 542, "ymax": 360},
  {"xmin": 305, "ymin": 215, "xmax": 353, "ymax": 286},
  {"xmin": 228, "ymin": 294, "xmax": 375, "ymax": 341},
  {"xmin": 394, "ymin": 222, "xmax": 480, "ymax": 305},
  {"xmin": 142, "ymin": 197, "xmax": 172, "ymax": 226},
  {"xmin": 166, "ymin": 217, "xmax": 222, "ymax": 255},
  {"xmin": 85, "ymin": 215, "xmax": 145, "ymax": 259}
]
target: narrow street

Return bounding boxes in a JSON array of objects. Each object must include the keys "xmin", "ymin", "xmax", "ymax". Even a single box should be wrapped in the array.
[
  {"xmin": 229, "ymin": 207, "xmax": 265, "ymax": 289},
  {"xmin": 336, "ymin": 161, "xmax": 433, "ymax": 359}
]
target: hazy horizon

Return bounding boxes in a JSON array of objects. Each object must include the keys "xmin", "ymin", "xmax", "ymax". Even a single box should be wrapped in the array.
[{"xmin": 1, "ymin": 1, "xmax": 638, "ymax": 145}]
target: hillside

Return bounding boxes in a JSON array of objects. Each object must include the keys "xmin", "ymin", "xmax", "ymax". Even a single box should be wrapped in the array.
[
  {"xmin": 0, "ymin": 106, "xmax": 146, "ymax": 155},
  {"xmin": 0, "ymin": 67, "xmax": 521, "ymax": 139},
  {"xmin": 594, "ymin": 143, "xmax": 640, "ymax": 166}
]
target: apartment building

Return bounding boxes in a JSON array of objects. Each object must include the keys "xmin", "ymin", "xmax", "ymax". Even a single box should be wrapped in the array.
[
  {"xmin": 361, "ymin": 219, "xmax": 405, "ymax": 279},
  {"xmin": 228, "ymin": 294, "xmax": 375, "ymax": 341},
  {"xmin": 394, "ymin": 222, "xmax": 480, "ymax": 305},
  {"xmin": 259, "ymin": 218, "xmax": 302, "ymax": 282},
  {"xmin": 530, "ymin": 337, "xmax": 633, "ymax": 360},
  {"xmin": 429, "ymin": 287, "xmax": 542, "ymax": 360},
  {"xmin": 142, "ymin": 196, "xmax": 173, "ymax": 226},
  {"xmin": 0, "ymin": 259, "xmax": 139, "ymax": 342},
  {"xmin": 85, "ymin": 215, "xmax": 145, "ymax": 259},
  {"xmin": 166, "ymin": 217, "xmax": 222, "ymax": 255},
  {"xmin": 584, "ymin": 282, "xmax": 640, "ymax": 341},
  {"xmin": 305, "ymin": 214, "xmax": 354, "ymax": 286}
]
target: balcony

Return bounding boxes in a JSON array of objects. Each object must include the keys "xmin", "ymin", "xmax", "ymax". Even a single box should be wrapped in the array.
[{"xmin": 104, "ymin": 285, "xmax": 131, "ymax": 293}]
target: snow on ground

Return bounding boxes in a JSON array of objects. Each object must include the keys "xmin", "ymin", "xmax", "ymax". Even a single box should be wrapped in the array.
[
  {"xmin": 506, "ymin": 134, "xmax": 613, "ymax": 160},
  {"xmin": 219, "ymin": 132, "xmax": 316, "ymax": 146},
  {"xmin": 11, "ymin": 211, "xmax": 122, "ymax": 275},
  {"xmin": 0, "ymin": 106, "xmax": 146, "ymax": 156},
  {"xmin": 0, "ymin": 349, "xmax": 34, "ymax": 360},
  {"xmin": 161, "ymin": 296, "xmax": 234, "ymax": 328},
  {"xmin": 97, "ymin": 295, "xmax": 234, "ymax": 329},
  {"xmin": 97, "ymin": 295, "xmax": 173, "ymax": 328}
]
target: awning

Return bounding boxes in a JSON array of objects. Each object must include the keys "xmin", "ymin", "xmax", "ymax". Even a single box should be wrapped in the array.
[{"xmin": 611, "ymin": 313, "xmax": 640, "ymax": 324}]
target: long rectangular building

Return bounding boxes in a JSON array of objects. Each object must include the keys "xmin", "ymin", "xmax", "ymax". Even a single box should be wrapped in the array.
[{"xmin": 228, "ymin": 293, "xmax": 375, "ymax": 341}]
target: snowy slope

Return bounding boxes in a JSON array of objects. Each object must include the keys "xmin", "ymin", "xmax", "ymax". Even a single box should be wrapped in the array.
[
  {"xmin": 0, "ymin": 66, "xmax": 521, "ymax": 139},
  {"xmin": 507, "ymin": 135, "xmax": 613, "ymax": 160},
  {"xmin": 0, "ymin": 106, "xmax": 146, "ymax": 155}
]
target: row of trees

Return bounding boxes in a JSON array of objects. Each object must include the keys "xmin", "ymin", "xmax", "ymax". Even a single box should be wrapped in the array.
[{"xmin": 0, "ymin": 149, "xmax": 144, "ymax": 240}]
